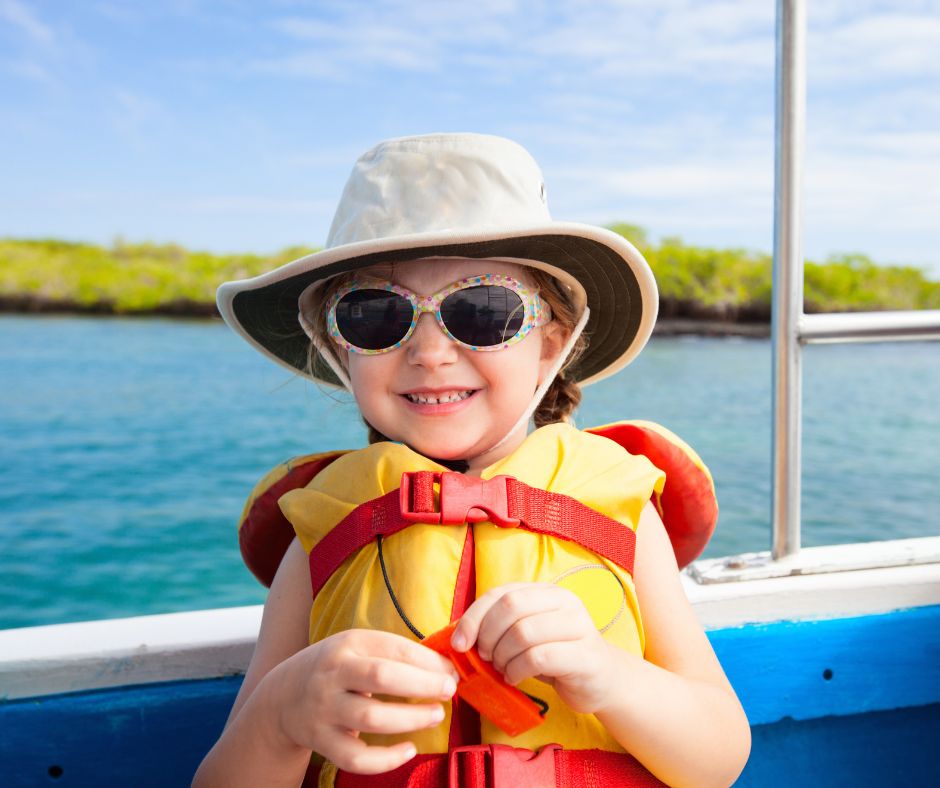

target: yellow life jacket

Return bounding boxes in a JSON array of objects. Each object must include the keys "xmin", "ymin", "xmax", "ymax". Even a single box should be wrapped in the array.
[
  {"xmin": 278, "ymin": 423, "xmax": 676, "ymax": 752},
  {"xmin": 236, "ymin": 420, "xmax": 717, "ymax": 785}
]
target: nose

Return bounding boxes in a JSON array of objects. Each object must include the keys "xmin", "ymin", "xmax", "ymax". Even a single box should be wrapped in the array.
[{"xmin": 406, "ymin": 313, "xmax": 458, "ymax": 370}]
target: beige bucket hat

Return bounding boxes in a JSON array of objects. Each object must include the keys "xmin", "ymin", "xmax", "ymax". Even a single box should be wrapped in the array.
[{"xmin": 217, "ymin": 132, "xmax": 658, "ymax": 387}]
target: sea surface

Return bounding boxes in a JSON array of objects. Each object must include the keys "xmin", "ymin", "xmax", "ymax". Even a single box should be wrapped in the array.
[{"xmin": 1, "ymin": 316, "xmax": 938, "ymax": 630}]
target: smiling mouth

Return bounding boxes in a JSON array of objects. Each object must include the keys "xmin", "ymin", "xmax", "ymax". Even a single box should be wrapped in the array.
[{"xmin": 403, "ymin": 390, "xmax": 476, "ymax": 405}]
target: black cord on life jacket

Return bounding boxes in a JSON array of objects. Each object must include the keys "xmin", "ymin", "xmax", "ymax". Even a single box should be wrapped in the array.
[
  {"xmin": 375, "ymin": 533, "xmax": 549, "ymax": 718},
  {"xmin": 376, "ymin": 534, "xmax": 426, "ymax": 640}
]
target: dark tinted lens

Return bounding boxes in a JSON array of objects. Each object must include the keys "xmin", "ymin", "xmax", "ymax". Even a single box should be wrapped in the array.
[
  {"xmin": 440, "ymin": 286, "xmax": 525, "ymax": 347},
  {"xmin": 334, "ymin": 289, "xmax": 414, "ymax": 350}
]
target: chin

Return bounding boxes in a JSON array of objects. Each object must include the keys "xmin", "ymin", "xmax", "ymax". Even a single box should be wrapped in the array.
[
  {"xmin": 405, "ymin": 433, "xmax": 483, "ymax": 462},
  {"xmin": 413, "ymin": 442, "xmax": 473, "ymax": 461}
]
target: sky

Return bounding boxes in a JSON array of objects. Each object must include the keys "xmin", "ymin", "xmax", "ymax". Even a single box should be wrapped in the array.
[{"xmin": 2, "ymin": 0, "xmax": 939, "ymax": 276}]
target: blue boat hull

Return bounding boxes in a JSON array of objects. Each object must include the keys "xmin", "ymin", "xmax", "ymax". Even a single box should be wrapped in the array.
[{"xmin": 3, "ymin": 605, "xmax": 939, "ymax": 786}]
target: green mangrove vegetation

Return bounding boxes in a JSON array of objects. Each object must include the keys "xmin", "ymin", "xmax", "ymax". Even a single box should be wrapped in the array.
[
  {"xmin": 608, "ymin": 224, "xmax": 939, "ymax": 320},
  {"xmin": 1, "ymin": 229, "xmax": 937, "ymax": 321},
  {"xmin": 0, "ymin": 238, "xmax": 316, "ymax": 316}
]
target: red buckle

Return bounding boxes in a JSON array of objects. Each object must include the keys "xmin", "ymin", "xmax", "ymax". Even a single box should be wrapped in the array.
[
  {"xmin": 446, "ymin": 744, "xmax": 560, "ymax": 788},
  {"xmin": 399, "ymin": 472, "xmax": 520, "ymax": 527}
]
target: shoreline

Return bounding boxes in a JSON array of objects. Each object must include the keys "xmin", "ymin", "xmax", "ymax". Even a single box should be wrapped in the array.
[
  {"xmin": 0, "ymin": 297, "xmax": 772, "ymax": 337},
  {"xmin": 652, "ymin": 319, "xmax": 769, "ymax": 338}
]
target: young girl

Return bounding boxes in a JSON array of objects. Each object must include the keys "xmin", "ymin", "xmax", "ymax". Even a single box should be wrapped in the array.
[{"xmin": 194, "ymin": 133, "xmax": 750, "ymax": 787}]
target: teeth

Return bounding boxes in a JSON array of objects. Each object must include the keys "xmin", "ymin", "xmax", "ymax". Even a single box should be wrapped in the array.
[{"xmin": 406, "ymin": 390, "xmax": 473, "ymax": 405}]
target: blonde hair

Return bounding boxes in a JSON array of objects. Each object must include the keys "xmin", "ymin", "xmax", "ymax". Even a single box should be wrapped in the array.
[{"xmin": 302, "ymin": 264, "xmax": 587, "ymax": 444}]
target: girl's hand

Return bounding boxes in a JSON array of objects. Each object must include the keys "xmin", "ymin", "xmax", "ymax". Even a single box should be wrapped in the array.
[
  {"xmin": 264, "ymin": 629, "xmax": 458, "ymax": 775},
  {"xmin": 450, "ymin": 583, "xmax": 622, "ymax": 715}
]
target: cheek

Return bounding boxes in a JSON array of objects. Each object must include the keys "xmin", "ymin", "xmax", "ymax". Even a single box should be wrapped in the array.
[
  {"xmin": 347, "ymin": 355, "xmax": 394, "ymax": 414},
  {"xmin": 346, "ymin": 355, "xmax": 367, "ymax": 391},
  {"xmin": 479, "ymin": 340, "xmax": 543, "ymax": 394},
  {"xmin": 511, "ymin": 333, "xmax": 547, "ymax": 384}
]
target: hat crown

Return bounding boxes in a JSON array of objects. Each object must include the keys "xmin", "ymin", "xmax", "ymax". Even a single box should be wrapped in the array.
[{"xmin": 326, "ymin": 133, "xmax": 551, "ymax": 249}]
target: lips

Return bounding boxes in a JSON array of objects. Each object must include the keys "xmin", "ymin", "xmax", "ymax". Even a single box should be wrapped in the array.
[{"xmin": 403, "ymin": 389, "xmax": 475, "ymax": 405}]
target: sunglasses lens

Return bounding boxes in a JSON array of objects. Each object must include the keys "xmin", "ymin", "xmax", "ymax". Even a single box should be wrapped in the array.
[
  {"xmin": 334, "ymin": 290, "xmax": 413, "ymax": 350},
  {"xmin": 440, "ymin": 286, "xmax": 526, "ymax": 347}
]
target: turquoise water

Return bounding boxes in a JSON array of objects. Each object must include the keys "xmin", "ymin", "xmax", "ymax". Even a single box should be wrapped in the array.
[{"xmin": 1, "ymin": 316, "xmax": 938, "ymax": 630}]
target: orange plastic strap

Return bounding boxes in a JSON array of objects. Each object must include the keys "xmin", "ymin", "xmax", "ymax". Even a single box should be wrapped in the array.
[{"xmin": 423, "ymin": 623, "xmax": 545, "ymax": 738}]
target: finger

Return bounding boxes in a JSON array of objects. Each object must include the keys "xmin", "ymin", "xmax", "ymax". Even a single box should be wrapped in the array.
[
  {"xmin": 451, "ymin": 583, "xmax": 534, "ymax": 652},
  {"xmin": 347, "ymin": 630, "xmax": 458, "ymax": 678},
  {"xmin": 502, "ymin": 640, "xmax": 587, "ymax": 686},
  {"xmin": 341, "ymin": 656, "xmax": 457, "ymax": 700},
  {"xmin": 476, "ymin": 586, "xmax": 571, "ymax": 660},
  {"xmin": 489, "ymin": 610, "xmax": 586, "ymax": 673},
  {"xmin": 334, "ymin": 693, "xmax": 446, "ymax": 735},
  {"xmin": 324, "ymin": 729, "xmax": 419, "ymax": 775}
]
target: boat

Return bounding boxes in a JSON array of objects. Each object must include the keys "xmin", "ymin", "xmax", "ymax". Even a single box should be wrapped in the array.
[{"xmin": 2, "ymin": 2, "xmax": 938, "ymax": 785}]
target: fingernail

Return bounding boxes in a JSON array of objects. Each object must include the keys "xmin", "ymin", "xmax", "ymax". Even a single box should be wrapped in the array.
[
  {"xmin": 442, "ymin": 677, "xmax": 457, "ymax": 697},
  {"xmin": 451, "ymin": 631, "xmax": 467, "ymax": 650},
  {"xmin": 403, "ymin": 745, "xmax": 417, "ymax": 760}
]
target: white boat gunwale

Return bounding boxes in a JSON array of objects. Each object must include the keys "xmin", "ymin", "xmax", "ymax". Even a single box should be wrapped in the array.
[{"xmin": 2, "ymin": 536, "xmax": 939, "ymax": 702}]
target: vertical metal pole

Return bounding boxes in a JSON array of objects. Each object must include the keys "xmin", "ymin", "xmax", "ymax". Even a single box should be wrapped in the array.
[{"xmin": 771, "ymin": 0, "xmax": 806, "ymax": 559}]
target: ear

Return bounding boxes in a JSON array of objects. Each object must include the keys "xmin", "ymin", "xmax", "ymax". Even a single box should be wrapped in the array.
[{"xmin": 537, "ymin": 321, "xmax": 571, "ymax": 384}]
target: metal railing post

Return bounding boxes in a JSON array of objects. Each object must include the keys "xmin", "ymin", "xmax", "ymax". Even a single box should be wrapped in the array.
[{"xmin": 771, "ymin": 0, "xmax": 806, "ymax": 560}]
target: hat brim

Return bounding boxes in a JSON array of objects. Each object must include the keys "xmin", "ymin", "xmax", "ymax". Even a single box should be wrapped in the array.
[{"xmin": 216, "ymin": 223, "xmax": 658, "ymax": 388}]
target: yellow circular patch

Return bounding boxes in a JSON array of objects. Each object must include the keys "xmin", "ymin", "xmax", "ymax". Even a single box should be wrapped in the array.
[{"xmin": 553, "ymin": 564, "xmax": 626, "ymax": 632}]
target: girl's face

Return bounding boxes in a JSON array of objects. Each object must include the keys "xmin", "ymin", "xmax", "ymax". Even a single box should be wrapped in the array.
[{"xmin": 341, "ymin": 258, "xmax": 568, "ymax": 471}]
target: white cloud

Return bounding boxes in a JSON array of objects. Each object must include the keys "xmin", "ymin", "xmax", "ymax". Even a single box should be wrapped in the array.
[
  {"xmin": 4, "ymin": 0, "xmax": 937, "ymax": 275},
  {"xmin": 596, "ymin": 162, "xmax": 772, "ymax": 201},
  {"xmin": 254, "ymin": 15, "xmax": 438, "ymax": 77},
  {"xmin": 257, "ymin": 1, "xmax": 523, "ymax": 78},
  {"xmin": 4, "ymin": 57, "xmax": 55, "ymax": 85},
  {"xmin": 526, "ymin": 1, "xmax": 774, "ymax": 81},
  {"xmin": 1, "ymin": 1, "xmax": 99, "ymax": 92},
  {"xmin": 857, "ymin": 131, "xmax": 940, "ymax": 158},
  {"xmin": 106, "ymin": 89, "xmax": 173, "ymax": 149},
  {"xmin": 549, "ymin": 155, "xmax": 774, "ymax": 243},
  {"xmin": 0, "ymin": 0, "xmax": 54, "ymax": 46},
  {"xmin": 255, "ymin": 1, "xmax": 765, "ymax": 82},
  {"xmin": 253, "ymin": 0, "xmax": 940, "ymax": 92},
  {"xmin": 805, "ymin": 147, "xmax": 940, "ymax": 231},
  {"xmin": 810, "ymin": 12, "xmax": 940, "ymax": 80}
]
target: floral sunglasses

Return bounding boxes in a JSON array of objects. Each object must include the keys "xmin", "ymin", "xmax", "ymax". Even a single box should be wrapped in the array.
[{"xmin": 327, "ymin": 274, "xmax": 551, "ymax": 354}]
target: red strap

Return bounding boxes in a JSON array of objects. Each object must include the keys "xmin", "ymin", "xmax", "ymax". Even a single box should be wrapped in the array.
[
  {"xmin": 554, "ymin": 748, "xmax": 668, "ymax": 788},
  {"xmin": 333, "ymin": 746, "xmax": 668, "ymax": 787},
  {"xmin": 447, "ymin": 526, "xmax": 481, "ymax": 749},
  {"xmin": 504, "ymin": 478, "xmax": 636, "ymax": 578},
  {"xmin": 308, "ymin": 488, "xmax": 405, "ymax": 598},
  {"xmin": 309, "ymin": 473, "xmax": 635, "ymax": 600}
]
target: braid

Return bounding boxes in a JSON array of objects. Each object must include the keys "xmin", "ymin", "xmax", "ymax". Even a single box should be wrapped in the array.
[
  {"xmin": 533, "ymin": 373, "xmax": 583, "ymax": 428},
  {"xmin": 527, "ymin": 268, "xmax": 587, "ymax": 428}
]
